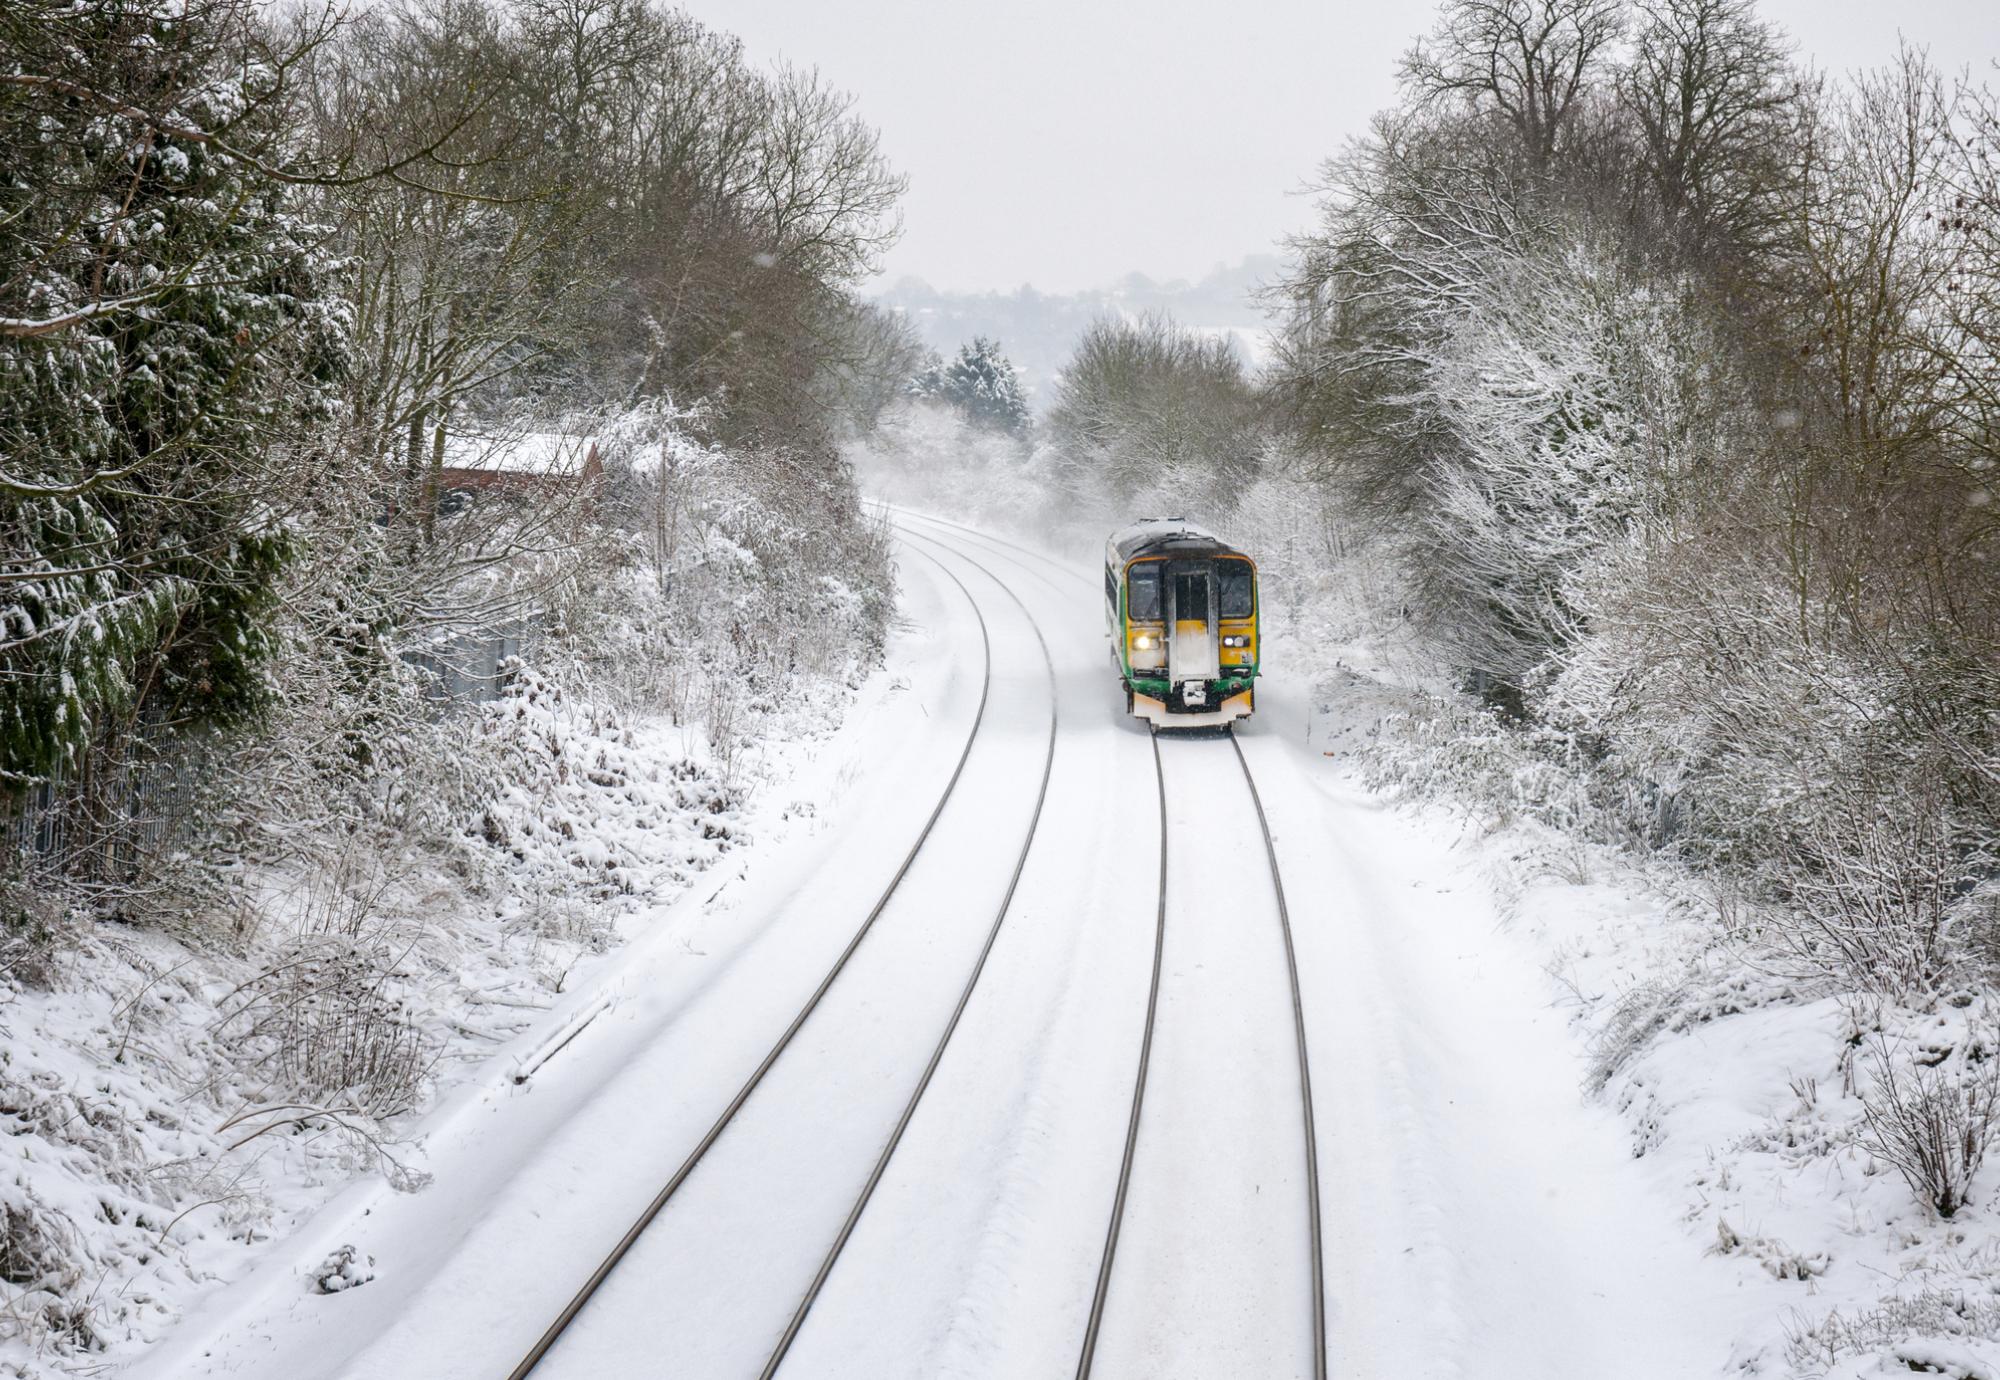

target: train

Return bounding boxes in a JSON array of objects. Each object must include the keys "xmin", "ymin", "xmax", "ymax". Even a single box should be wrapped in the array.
[{"xmin": 1104, "ymin": 520, "xmax": 1258, "ymax": 729}]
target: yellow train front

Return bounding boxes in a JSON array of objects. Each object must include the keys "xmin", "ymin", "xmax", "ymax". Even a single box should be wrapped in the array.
[{"xmin": 1104, "ymin": 520, "xmax": 1258, "ymax": 730}]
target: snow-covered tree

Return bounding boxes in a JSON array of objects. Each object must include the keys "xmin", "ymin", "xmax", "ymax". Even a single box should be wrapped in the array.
[
  {"xmin": 0, "ymin": 0, "xmax": 349, "ymax": 787},
  {"xmin": 1046, "ymin": 313, "xmax": 1266, "ymax": 514},
  {"xmin": 1274, "ymin": 2, "xmax": 2000, "ymax": 1006},
  {"xmin": 910, "ymin": 337, "xmax": 1031, "ymax": 435},
  {"xmin": 1411, "ymin": 237, "xmax": 1741, "ymax": 684}
]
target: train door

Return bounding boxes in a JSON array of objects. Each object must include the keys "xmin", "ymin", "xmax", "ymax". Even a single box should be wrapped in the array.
[{"xmin": 1166, "ymin": 563, "xmax": 1220, "ymax": 699}]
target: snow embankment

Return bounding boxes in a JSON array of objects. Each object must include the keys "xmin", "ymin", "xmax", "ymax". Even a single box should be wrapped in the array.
[
  {"xmin": 1312, "ymin": 663, "xmax": 2000, "ymax": 1379},
  {"xmin": 0, "ymin": 661, "xmax": 833, "ymax": 1378}
]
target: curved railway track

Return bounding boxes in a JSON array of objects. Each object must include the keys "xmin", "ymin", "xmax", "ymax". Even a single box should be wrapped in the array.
[
  {"xmin": 889, "ymin": 506, "xmax": 1092, "ymax": 591},
  {"xmin": 509, "ymin": 515, "xmax": 1323, "ymax": 1380},
  {"xmin": 509, "ymin": 538, "xmax": 1055, "ymax": 1380},
  {"xmin": 756, "ymin": 526, "xmax": 1060, "ymax": 1375},
  {"xmin": 898, "ymin": 513, "xmax": 1326, "ymax": 1380}
]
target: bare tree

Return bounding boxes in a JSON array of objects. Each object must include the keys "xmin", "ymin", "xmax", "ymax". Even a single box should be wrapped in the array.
[
  {"xmin": 1402, "ymin": 0, "xmax": 1626, "ymax": 169},
  {"xmin": 1047, "ymin": 314, "xmax": 1267, "ymax": 512},
  {"xmin": 1617, "ymin": 0, "xmax": 1803, "ymax": 262},
  {"xmin": 826, "ymin": 302, "xmax": 929, "ymax": 434}
]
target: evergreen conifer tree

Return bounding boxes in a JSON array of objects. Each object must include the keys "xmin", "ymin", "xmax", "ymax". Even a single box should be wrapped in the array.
[
  {"xmin": 0, "ymin": 0, "xmax": 349, "ymax": 784},
  {"xmin": 909, "ymin": 336, "xmax": 1030, "ymax": 435}
]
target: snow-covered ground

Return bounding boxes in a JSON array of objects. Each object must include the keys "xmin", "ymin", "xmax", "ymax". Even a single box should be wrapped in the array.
[{"xmin": 19, "ymin": 511, "xmax": 1979, "ymax": 1379}]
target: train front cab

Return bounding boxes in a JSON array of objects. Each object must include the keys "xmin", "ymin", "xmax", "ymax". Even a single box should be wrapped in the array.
[{"xmin": 1106, "ymin": 525, "xmax": 1257, "ymax": 730}]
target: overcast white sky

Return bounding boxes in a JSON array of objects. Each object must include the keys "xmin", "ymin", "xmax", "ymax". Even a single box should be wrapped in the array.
[{"xmin": 683, "ymin": 0, "xmax": 1999, "ymax": 295}]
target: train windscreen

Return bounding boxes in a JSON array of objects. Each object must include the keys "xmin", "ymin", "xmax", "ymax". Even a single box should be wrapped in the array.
[
  {"xmin": 1128, "ymin": 564, "xmax": 1162, "ymax": 620},
  {"xmin": 1218, "ymin": 560, "xmax": 1254, "ymax": 619}
]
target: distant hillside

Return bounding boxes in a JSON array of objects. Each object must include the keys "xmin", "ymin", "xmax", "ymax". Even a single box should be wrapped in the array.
[{"xmin": 874, "ymin": 255, "xmax": 1285, "ymax": 412}]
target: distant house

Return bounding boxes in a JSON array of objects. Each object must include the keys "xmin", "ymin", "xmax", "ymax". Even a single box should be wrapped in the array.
[{"xmin": 434, "ymin": 431, "xmax": 604, "ymax": 511}]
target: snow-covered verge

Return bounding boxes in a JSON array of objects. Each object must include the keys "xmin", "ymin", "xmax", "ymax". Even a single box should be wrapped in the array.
[
  {"xmin": 1249, "ymin": 18, "xmax": 2000, "ymax": 1371},
  {"xmin": 0, "ymin": 654, "xmax": 872, "ymax": 1378},
  {"xmin": 1320, "ymin": 677, "xmax": 2000, "ymax": 1380},
  {"xmin": 1230, "ymin": 481, "xmax": 2000, "ymax": 1377}
]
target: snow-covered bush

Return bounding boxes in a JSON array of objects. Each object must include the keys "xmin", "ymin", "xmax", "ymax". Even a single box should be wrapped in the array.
[
  {"xmin": 1541, "ymin": 525, "xmax": 2000, "ymax": 999},
  {"xmin": 215, "ymin": 942, "xmax": 438, "ymax": 1124},
  {"xmin": 1788, "ymin": 1292, "xmax": 2000, "ymax": 1375},
  {"xmin": 1861, "ymin": 1032, "xmax": 2000, "ymax": 1220},
  {"xmin": 471, "ymin": 664, "xmax": 742, "ymax": 897},
  {"xmin": 0, "ymin": 1190, "xmax": 97, "ymax": 1353},
  {"xmin": 586, "ymin": 400, "xmax": 893, "ymax": 752},
  {"xmin": 0, "ymin": 997, "xmax": 182, "ymax": 1355},
  {"xmin": 313, "ymin": 1245, "xmax": 376, "ymax": 1294},
  {"xmin": 0, "ymin": 875, "xmax": 73, "ymax": 990}
]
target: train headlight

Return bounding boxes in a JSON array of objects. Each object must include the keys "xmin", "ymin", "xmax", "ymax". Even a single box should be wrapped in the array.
[
  {"xmin": 1222, "ymin": 635, "xmax": 1250, "ymax": 648},
  {"xmin": 1132, "ymin": 633, "xmax": 1158, "ymax": 650}
]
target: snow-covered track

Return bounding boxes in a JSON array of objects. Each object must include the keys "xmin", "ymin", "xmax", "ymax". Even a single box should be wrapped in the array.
[
  {"xmin": 506, "ymin": 547, "xmax": 1002, "ymax": 1380},
  {"xmin": 756, "ymin": 526, "xmax": 1061, "ymax": 1376},
  {"xmin": 1229, "ymin": 731, "xmax": 1328, "ymax": 1380},
  {"xmin": 890, "ymin": 507, "xmax": 1094, "ymax": 591},
  {"xmin": 1079, "ymin": 731, "xmax": 1327, "ymax": 1380},
  {"xmin": 1075, "ymin": 727, "xmax": 1170, "ymax": 1377},
  {"xmin": 894, "ymin": 511, "xmax": 1326, "ymax": 1377}
]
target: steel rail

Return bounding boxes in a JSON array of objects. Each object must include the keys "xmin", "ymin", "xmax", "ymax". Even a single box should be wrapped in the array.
[
  {"xmin": 757, "ymin": 525, "xmax": 1061, "ymax": 1375},
  {"xmin": 889, "ymin": 507, "xmax": 1094, "ymax": 590},
  {"xmin": 507, "ymin": 547, "xmax": 995, "ymax": 1380},
  {"xmin": 1231, "ymin": 732, "xmax": 1329, "ymax": 1380},
  {"xmin": 906, "ymin": 509, "xmax": 1324, "ymax": 1377},
  {"xmin": 1074, "ymin": 726, "xmax": 1168, "ymax": 1379},
  {"xmin": 1075, "ymin": 734, "xmax": 1328, "ymax": 1380}
]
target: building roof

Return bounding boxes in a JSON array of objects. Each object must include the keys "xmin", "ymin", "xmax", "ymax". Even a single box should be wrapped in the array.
[
  {"xmin": 1106, "ymin": 518, "xmax": 1245, "ymax": 566},
  {"xmin": 438, "ymin": 431, "xmax": 598, "ymax": 477}
]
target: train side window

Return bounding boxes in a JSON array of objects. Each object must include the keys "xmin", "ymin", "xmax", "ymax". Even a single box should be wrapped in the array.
[
  {"xmin": 1219, "ymin": 561, "xmax": 1254, "ymax": 618},
  {"xmin": 1105, "ymin": 568, "xmax": 1117, "ymax": 612},
  {"xmin": 1127, "ymin": 564, "xmax": 1161, "ymax": 621}
]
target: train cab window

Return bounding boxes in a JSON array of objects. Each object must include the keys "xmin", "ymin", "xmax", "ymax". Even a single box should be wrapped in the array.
[
  {"xmin": 1128, "ymin": 564, "xmax": 1162, "ymax": 621},
  {"xmin": 1218, "ymin": 560, "xmax": 1254, "ymax": 619},
  {"xmin": 1172, "ymin": 571, "xmax": 1209, "ymax": 622}
]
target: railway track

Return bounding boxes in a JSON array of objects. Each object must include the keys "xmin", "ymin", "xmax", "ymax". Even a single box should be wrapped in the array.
[
  {"xmin": 898, "ymin": 514, "xmax": 1326, "ymax": 1380},
  {"xmin": 757, "ymin": 526, "xmax": 1059, "ymax": 1375},
  {"xmin": 889, "ymin": 506, "xmax": 1093, "ymax": 591},
  {"xmin": 1074, "ymin": 730, "xmax": 1327, "ymax": 1380},
  {"xmin": 509, "ymin": 529, "xmax": 1059, "ymax": 1380},
  {"xmin": 510, "ymin": 515, "xmax": 1322, "ymax": 1379}
]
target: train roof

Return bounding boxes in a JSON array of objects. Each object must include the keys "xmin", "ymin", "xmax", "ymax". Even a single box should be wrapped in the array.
[{"xmin": 1106, "ymin": 519, "xmax": 1246, "ymax": 565}]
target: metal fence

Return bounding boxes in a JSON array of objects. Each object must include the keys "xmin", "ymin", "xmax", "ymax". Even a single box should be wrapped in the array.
[
  {"xmin": 3, "ymin": 713, "xmax": 209, "ymax": 882},
  {"xmin": 401, "ymin": 615, "xmax": 541, "ymax": 705}
]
